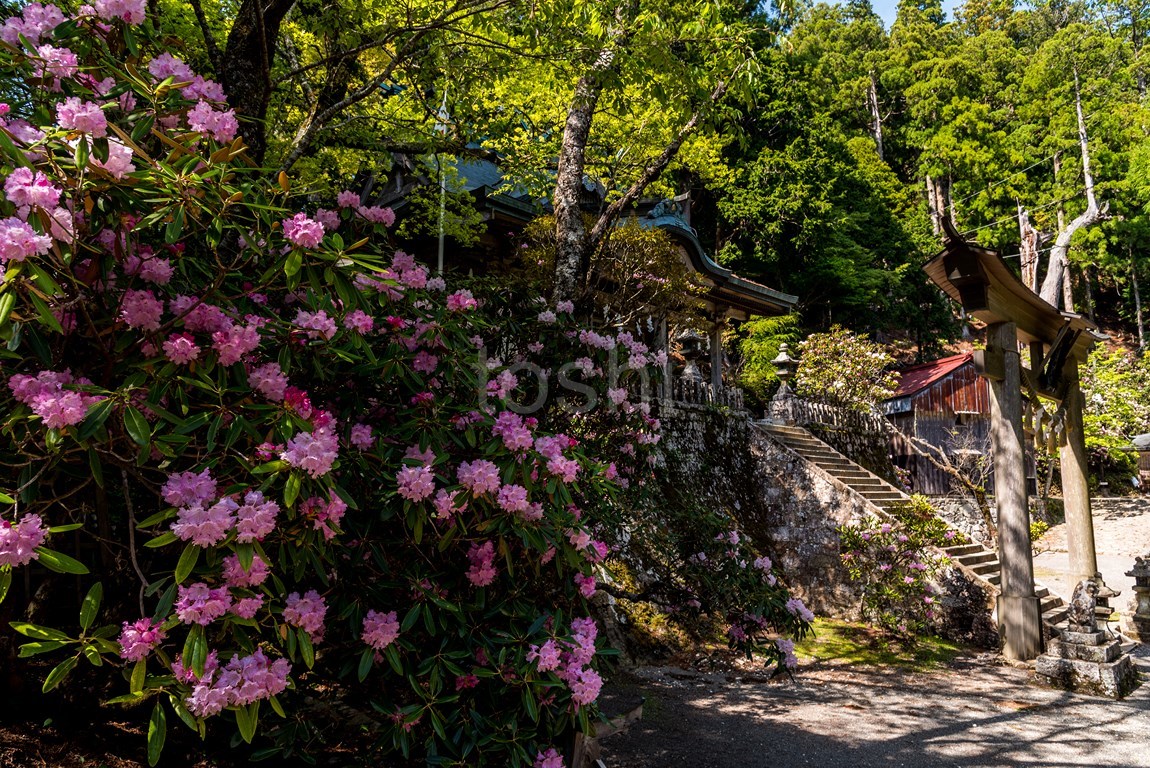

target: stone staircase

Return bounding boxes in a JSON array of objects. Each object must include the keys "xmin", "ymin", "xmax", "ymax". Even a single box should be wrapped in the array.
[{"xmin": 758, "ymin": 422, "xmax": 1069, "ymax": 631}]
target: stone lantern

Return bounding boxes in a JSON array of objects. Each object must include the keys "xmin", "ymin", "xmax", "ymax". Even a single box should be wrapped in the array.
[
  {"xmin": 1123, "ymin": 555, "xmax": 1150, "ymax": 642},
  {"xmin": 767, "ymin": 343, "xmax": 798, "ymax": 424},
  {"xmin": 677, "ymin": 329, "xmax": 705, "ymax": 384}
]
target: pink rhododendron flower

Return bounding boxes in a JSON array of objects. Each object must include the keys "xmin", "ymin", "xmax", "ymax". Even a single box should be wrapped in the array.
[
  {"xmin": 343, "ymin": 309, "xmax": 373, "ymax": 334},
  {"xmin": 248, "ymin": 361, "xmax": 288, "ymax": 402},
  {"xmin": 162, "ymin": 332, "xmax": 200, "ymax": 365},
  {"xmin": 222, "ymin": 553, "xmax": 270, "ymax": 588},
  {"xmin": 336, "ymin": 190, "xmax": 360, "ymax": 208},
  {"xmin": 175, "ymin": 582, "xmax": 232, "ymax": 625},
  {"xmin": 567, "ymin": 667, "xmax": 602, "ymax": 706},
  {"xmin": 94, "ymin": 0, "xmax": 146, "ymax": 24},
  {"xmin": 284, "ymin": 590, "xmax": 327, "ymax": 642},
  {"xmin": 183, "ymin": 75, "xmax": 226, "ymax": 103},
  {"xmin": 556, "ymin": 300, "xmax": 575, "ymax": 313},
  {"xmin": 235, "ymin": 490, "xmax": 279, "ymax": 542},
  {"xmin": 4, "ymin": 168, "xmax": 61, "ymax": 213},
  {"xmin": 170, "ymin": 296, "xmax": 229, "ymax": 333},
  {"xmin": 446, "ymin": 289, "xmax": 478, "ymax": 311},
  {"xmin": 231, "ymin": 596, "xmax": 264, "ymax": 619},
  {"xmin": 492, "ymin": 411, "xmax": 533, "ymax": 451},
  {"xmin": 56, "ymin": 98, "xmax": 107, "ymax": 137},
  {"xmin": 0, "ymin": 217, "xmax": 52, "ymax": 265},
  {"xmin": 185, "ymin": 649, "xmax": 290, "ymax": 717},
  {"xmin": 212, "ymin": 323, "xmax": 261, "ymax": 365},
  {"xmin": 294, "ymin": 309, "xmax": 337, "ymax": 340},
  {"xmin": 412, "ymin": 350, "xmax": 438, "ymax": 374},
  {"xmin": 31, "ymin": 389, "xmax": 89, "ymax": 429},
  {"xmin": 300, "ymin": 490, "xmax": 347, "ymax": 540},
  {"xmin": 776, "ymin": 638, "xmax": 798, "ymax": 669},
  {"xmin": 537, "ymin": 310, "xmax": 556, "ymax": 323},
  {"xmin": 282, "ymin": 213, "xmax": 325, "ymax": 249},
  {"xmin": 357, "ymin": 205, "xmax": 395, "ymax": 225},
  {"xmin": 574, "ymin": 572, "xmax": 596, "ymax": 598},
  {"xmin": 120, "ymin": 289, "xmax": 163, "ymax": 331},
  {"xmin": 535, "ymin": 748, "xmax": 565, "ymax": 768},
  {"xmin": 362, "ymin": 609, "xmax": 400, "ymax": 651},
  {"xmin": 0, "ymin": 3, "xmax": 65, "ymax": 46},
  {"xmin": 466, "ymin": 541, "xmax": 497, "ymax": 587},
  {"xmin": 458, "ymin": 459, "xmax": 500, "ymax": 496},
  {"xmin": 281, "ymin": 425, "xmax": 339, "ymax": 478},
  {"xmin": 0, "ymin": 514, "xmax": 47, "ymax": 567},
  {"xmin": 94, "ymin": 138, "xmax": 136, "ymax": 178},
  {"xmin": 785, "ymin": 597, "xmax": 815, "ymax": 622},
  {"xmin": 147, "ymin": 52, "xmax": 194, "ymax": 82},
  {"xmin": 527, "ymin": 639, "xmax": 562, "ymax": 672},
  {"xmin": 118, "ymin": 618, "xmax": 165, "ymax": 661},
  {"xmin": 35, "ymin": 44, "xmax": 78, "ymax": 80},
  {"xmin": 349, "ymin": 423, "xmax": 374, "ymax": 450},
  {"xmin": 496, "ymin": 483, "xmax": 529, "ymax": 513},
  {"xmin": 186, "ymin": 100, "xmax": 238, "ymax": 142},
  {"xmin": 171, "ymin": 498, "xmax": 236, "ymax": 546},
  {"xmin": 163, "ymin": 468, "xmax": 216, "ymax": 508},
  {"xmin": 397, "ymin": 464, "xmax": 436, "ymax": 502},
  {"xmin": 433, "ymin": 488, "xmax": 462, "ymax": 519}
]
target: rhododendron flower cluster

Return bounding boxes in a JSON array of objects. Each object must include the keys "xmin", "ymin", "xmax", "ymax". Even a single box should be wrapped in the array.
[
  {"xmin": 185, "ymin": 649, "xmax": 290, "ymax": 717},
  {"xmin": 466, "ymin": 541, "xmax": 497, "ymax": 586},
  {"xmin": 0, "ymin": 514, "xmax": 47, "ymax": 567},
  {"xmin": 284, "ymin": 590, "xmax": 327, "ymax": 642},
  {"xmin": 118, "ymin": 618, "xmax": 165, "ymax": 661},
  {"xmin": 362, "ymin": 609, "xmax": 400, "ymax": 651}
]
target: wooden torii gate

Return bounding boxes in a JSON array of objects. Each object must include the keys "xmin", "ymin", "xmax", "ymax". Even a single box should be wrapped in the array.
[{"xmin": 925, "ymin": 221, "xmax": 1108, "ymax": 661}]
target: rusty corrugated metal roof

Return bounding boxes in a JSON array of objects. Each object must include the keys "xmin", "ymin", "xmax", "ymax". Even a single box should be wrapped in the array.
[{"xmin": 890, "ymin": 353, "xmax": 973, "ymax": 398}]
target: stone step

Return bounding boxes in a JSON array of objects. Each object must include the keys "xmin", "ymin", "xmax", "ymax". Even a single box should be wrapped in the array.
[
  {"xmin": 956, "ymin": 551, "xmax": 997, "ymax": 566},
  {"xmin": 1043, "ymin": 607, "xmax": 1069, "ymax": 626},
  {"xmin": 944, "ymin": 544, "xmax": 986, "ymax": 557},
  {"xmin": 984, "ymin": 573, "xmax": 1001, "ymax": 586},
  {"xmin": 969, "ymin": 560, "xmax": 1001, "ymax": 576},
  {"xmin": 1035, "ymin": 586, "xmax": 1049, "ymax": 599}
]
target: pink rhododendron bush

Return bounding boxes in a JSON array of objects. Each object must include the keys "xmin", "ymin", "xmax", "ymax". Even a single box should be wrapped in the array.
[{"xmin": 0, "ymin": 6, "xmax": 810, "ymax": 766}]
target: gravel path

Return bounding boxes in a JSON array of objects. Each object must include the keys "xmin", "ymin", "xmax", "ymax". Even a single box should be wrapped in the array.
[
  {"xmin": 600, "ymin": 650, "xmax": 1150, "ymax": 768},
  {"xmin": 1034, "ymin": 497, "xmax": 1150, "ymax": 602}
]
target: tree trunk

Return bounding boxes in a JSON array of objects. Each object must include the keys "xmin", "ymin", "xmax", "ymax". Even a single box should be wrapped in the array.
[
  {"xmin": 926, "ymin": 175, "xmax": 940, "ymax": 234},
  {"xmin": 1133, "ymin": 246, "xmax": 1145, "ymax": 353},
  {"xmin": 552, "ymin": 61, "xmax": 609, "ymax": 302},
  {"xmin": 219, "ymin": 0, "xmax": 298, "ymax": 164},
  {"xmin": 1018, "ymin": 202, "xmax": 1040, "ymax": 291},
  {"xmin": 1039, "ymin": 68, "xmax": 1105, "ymax": 308},
  {"xmin": 867, "ymin": 71, "xmax": 884, "ymax": 160}
]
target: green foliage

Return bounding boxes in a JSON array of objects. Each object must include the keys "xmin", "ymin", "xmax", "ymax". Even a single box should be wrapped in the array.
[
  {"xmin": 734, "ymin": 313, "xmax": 800, "ymax": 406},
  {"xmin": 794, "ymin": 326, "xmax": 898, "ymax": 410},
  {"xmin": 1081, "ymin": 345, "xmax": 1150, "ymax": 481},
  {"xmin": 1029, "ymin": 519, "xmax": 1050, "ymax": 541},
  {"xmin": 837, "ymin": 495, "xmax": 961, "ymax": 644}
]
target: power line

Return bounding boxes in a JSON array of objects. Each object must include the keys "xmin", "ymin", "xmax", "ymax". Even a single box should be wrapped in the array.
[
  {"xmin": 949, "ymin": 111, "xmax": 1106, "ymax": 209},
  {"xmin": 959, "ymin": 194, "xmax": 1076, "ymax": 238}
]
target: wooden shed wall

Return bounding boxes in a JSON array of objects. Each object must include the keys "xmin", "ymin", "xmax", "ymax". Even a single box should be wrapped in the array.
[
  {"xmin": 890, "ymin": 362, "xmax": 994, "ymax": 496},
  {"xmin": 907, "ymin": 362, "xmax": 989, "ymax": 415}
]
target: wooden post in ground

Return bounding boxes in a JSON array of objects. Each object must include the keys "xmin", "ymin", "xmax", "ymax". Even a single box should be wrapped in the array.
[
  {"xmin": 986, "ymin": 322, "xmax": 1044, "ymax": 660},
  {"xmin": 1059, "ymin": 357, "xmax": 1099, "ymax": 587},
  {"xmin": 709, "ymin": 318, "xmax": 723, "ymax": 393}
]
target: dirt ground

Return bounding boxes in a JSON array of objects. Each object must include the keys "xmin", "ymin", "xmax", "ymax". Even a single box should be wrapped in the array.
[
  {"xmin": 600, "ymin": 647, "xmax": 1150, "ymax": 768},
  {"xmin": 1034, "ymin": 497, "xmax": 1150, "ymax": 605}
]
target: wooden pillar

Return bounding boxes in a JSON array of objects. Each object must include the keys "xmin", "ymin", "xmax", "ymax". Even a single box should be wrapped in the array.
[
  {"xmin": 659, "ymin": 319, "xmax": 672, "ymax": 402},
  {"xmin": 1059, "ymin": 357, "xmax": 1098, "ymax": 587},
  {"xmin": 709, "ymin": 318, "xmax": 723, "ymax": 392},
  {"xmin": 986, "ymin": 322, "xmax": 1043, "ymax": 660}
]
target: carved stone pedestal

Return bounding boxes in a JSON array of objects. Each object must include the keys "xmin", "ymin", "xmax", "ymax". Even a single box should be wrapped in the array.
[
  {"xmin": 1122, "ymin": 556, "xmax": 1150, "ymax": 642},
  {"xmin": 1035, "ymin": 630, "xmax": 1138, "ymax": 698}
]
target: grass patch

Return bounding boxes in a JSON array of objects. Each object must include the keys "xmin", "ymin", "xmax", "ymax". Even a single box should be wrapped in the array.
[{"xmin": 794, "ymin": 618, "xmax": 969, "ymax": 672}]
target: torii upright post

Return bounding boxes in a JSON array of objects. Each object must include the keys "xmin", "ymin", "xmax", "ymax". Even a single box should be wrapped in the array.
[
  {"xmin": 1059, "ymin": 357, "xmax": 1099, "ymax": 587},
  {"xmin": 986, "ymin": 322, "xmax": 1044, "ymax": 660}
]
